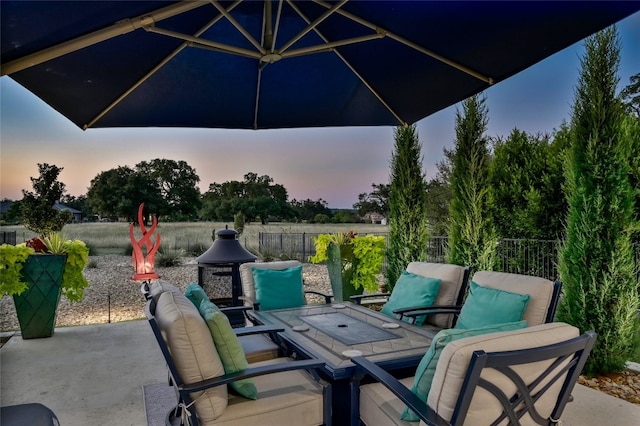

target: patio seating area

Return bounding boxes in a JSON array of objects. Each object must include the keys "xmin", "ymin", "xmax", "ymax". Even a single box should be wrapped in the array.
[{"xmin": 1, "ymin": 319, "xmax": 639, "ymax": 425}]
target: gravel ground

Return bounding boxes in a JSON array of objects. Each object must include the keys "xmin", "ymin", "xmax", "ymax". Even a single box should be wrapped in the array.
[
  {"xmin": 0, "ymin": 255, "xmax": 334, "ymax": 331},
  {"xmin": 1, "ymin": 255, "xmax": 638, "ymax": 405}
]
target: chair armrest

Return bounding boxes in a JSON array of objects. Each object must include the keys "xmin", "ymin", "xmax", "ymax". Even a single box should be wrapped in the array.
[
  {"xmin": 239, "ymin": 295, "xmax": 261, "ymax": 310},
  {"xmin": 351, "ymin": 356, "xmax": 450, "ymax": 426},
  {"xmin": 233, "ymin": 325, "xmax": 285, "ymax": 337},
  {"xmin": 395, "ymin": 305, "xmax": 462, "ymax": 323},
  {"xmin": 350, "ymin": 293, "xmax": 391, "ymax": 305},
  {"xmin": 179, "ymin": 359, "xmax": 326, "ymax": 394},
  {"xmin": 305, "ymin": 290, "xmax": 334, "ymax": 304},
  {"xmin": 219, "ymin": 305, "xmax": 252, "ymax": 315}
]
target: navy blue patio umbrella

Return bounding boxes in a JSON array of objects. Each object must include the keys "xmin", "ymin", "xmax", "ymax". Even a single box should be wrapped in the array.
[{"xmin": 1, "ymin": 1, "xmax": 638, "ymax": 130}]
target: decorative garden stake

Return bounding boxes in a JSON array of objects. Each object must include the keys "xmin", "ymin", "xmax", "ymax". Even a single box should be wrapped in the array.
[{"xmin": 130, "ymin": 203, "xmax": 160, "ymax": 280}]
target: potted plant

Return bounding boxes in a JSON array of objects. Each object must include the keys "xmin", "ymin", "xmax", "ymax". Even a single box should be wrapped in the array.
[
  {"xmin": 310, "ymin": 231, "xmax": 386, "ymax": 301},
  {"xmin": 0, "ymin": 232, "xmax": 90, "ymax": 338}
]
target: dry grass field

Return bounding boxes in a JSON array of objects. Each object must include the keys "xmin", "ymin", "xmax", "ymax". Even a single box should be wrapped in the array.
[{"xmin": 2, "ymin": 221, "xmax": 388, "ymax": 255}]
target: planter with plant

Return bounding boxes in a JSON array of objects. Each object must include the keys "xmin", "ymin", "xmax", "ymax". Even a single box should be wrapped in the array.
[
  {"xmin": 1, "ymin": 233, "xmax": 90, "ymax": 338},
  {"xmin": 0, "ymin": 163, "xmax": 89, "ymax": 338},
  {"xmin": 310, "ymin": 232, "xmax": 386, "ymax": 302}
]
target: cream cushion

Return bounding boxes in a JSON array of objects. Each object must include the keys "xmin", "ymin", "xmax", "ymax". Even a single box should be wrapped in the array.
[
  {"xmin": 406, "ymin": 262, "xmax": 467, "ymax": 328},
  {"xmin": 428, "ymin": 322, "xmax": 579, "ymax": 424},
  {"xmin": 154, "ymin": 291, "xmax": 228, "ymax": 422},
  {"xmin": 360, "ymin": 376, "xmax": 416, "ymax": 426},
  {"xmin": 153, "ymin": 280, "xmax": 280, "ymax": 365},
  {"xmin": 359, "ymin": 323, "xmax": 579, "ymax": 426},
  {"xmin": 240, "ymin": 334, "xmax": 280, "ymax": 364},
  {"xmin": 240, "ymin": 261, "xmax": 301, "ymax": 307},
  {"xmin": 149, "ymin": 280, "xmax": 182, "ymax": 303},
  {"xmin": 472, "ymin": 271, "xmax": 555, "ymax": 326},
  {"xmin": 214, "ymin": 357, "xmax": 325, "ymax": 426}
]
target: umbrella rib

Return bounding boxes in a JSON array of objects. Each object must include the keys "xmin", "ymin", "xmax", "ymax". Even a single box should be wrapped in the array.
[
  {"xmin": 1, "ymin": 1, "xmax": 210, "ymax": 76},
  {"xmin": 281, "ymin": 32, "xmax": 384, "ymax": 59},
  {"xmin": 278, "ymin": 0, "xmax": 348, "ymax": 54},
  {"xmin": 270, "ymin": 0, "xmax": 285, "ymax": 53},
  {"xmin": 312, "ymin": 0, "xmax": 494, "ymax": 84},
  {"xmin": 288, "ymin": 1, "xmax": 406, "ymax": 126},
  {"xmin": 145, "ymin": 26, "xmax": 261, "ymax": 59},
  {"xmin": 84, "ymin": 1, "xmax": 244, "ymax": 129},
  {"xmin": 210, "ymin": 0, "xmax": 266, "ymax": 55}
]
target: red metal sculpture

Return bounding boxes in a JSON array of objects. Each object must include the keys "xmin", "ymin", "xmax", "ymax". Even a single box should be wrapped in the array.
[{"xmin": 130, "ymin": 203, "xmax": 160, "ymax": 281}]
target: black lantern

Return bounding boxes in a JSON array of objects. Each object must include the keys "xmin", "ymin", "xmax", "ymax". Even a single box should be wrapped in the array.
[{"xmin": 196, "ymin": 228, "xmax": 256, "ymax": 322}]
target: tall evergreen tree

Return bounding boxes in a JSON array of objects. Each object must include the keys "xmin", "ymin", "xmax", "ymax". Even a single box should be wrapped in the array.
[
  {"xmin": 446, "ymin": 94, "xmax": 497, "ymax": 272},
  {"xmin": 557, "ymin": 27, "xmax": 640, "ymax": 374},
  {"xmin": 386, "ymin": 124, "xmax": 429, "ymax": 289}
]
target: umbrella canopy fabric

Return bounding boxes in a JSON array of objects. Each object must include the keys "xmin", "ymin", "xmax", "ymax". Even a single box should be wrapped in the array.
[{"xmin": 2, "ymin": 1, "xmax": 639, "ymax": 130}]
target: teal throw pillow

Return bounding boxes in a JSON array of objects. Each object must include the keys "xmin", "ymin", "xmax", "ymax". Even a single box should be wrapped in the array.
[
  {"xmin": 184, "ymin": 283, "xmax": 208, "ymax": 307},
  {"xmin": 380, "ymin": 271, "xmax": 441, "ymax": 326},
  {"xmin": 198, "ymin": 298, "xmax": 258, "ymax": 400},
  {"xmin": 252, "ymin": 265, "xmax": 305, "ymax": 310},
  {"xmin": 401, "ymin": 320, "xmax": 528, "ymax": 421},
  {"xmin": 454, "ymin": 281, "xmax": 531, "ymax": 330}
]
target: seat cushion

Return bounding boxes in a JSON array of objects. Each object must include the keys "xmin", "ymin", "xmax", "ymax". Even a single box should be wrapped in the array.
[
  {"xmin": 360, "ymin": 376, "xmax": 416, "ymax": 426},
  {"xmin": 154, "ymin": 291, "xmax": 228, "ymax": 422},
  {"xmin": 406, "ymin": 262, "xmax": 467, "ymax": 328},
  {"xmin": 214, "ymin": 358, "xmax": 325, "ymax": 426},
  {"xmin": 455, "ymin": 281, "xmax": 530, "ymax": 329},
  {"xmin": 240, "ymin": 261, "xmax": 301, "ymax": 307},
  {"xmin": 472, "ymin": 271, "xmax": 554, "ymax": 326},
  {"xmin": 239, "ymin": 334, "xmax": 280, "ymax": 364},
  {"xmin": 252, "ymin": 265, "xmax": 305, "ymax": 310},
  {"xmin": 198, "ymin": 298, "xmax": 258, "ymax": 400},
  {"xmin": 402, "ymin": 320, "xmax": 527, "ymax": 421},
  {"xmin": 381, "ymin": 271, "xmax": 441, "ymax": 326},
  {"xmin": 428, "ymin": 322, "xmax": 580, "ymax": 424}
]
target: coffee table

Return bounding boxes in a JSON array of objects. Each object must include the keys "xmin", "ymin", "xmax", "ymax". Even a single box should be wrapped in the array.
[{"xmin": 248, "ymin": 302, "xmax": 436, "ymax": 425}]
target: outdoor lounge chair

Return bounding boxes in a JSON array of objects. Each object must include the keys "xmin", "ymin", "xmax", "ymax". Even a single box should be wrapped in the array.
[
  {"xmin": 351, "ymin": 262, "xmax": 470, "ymax": 331},
  {"xmin": 350, "ymin": 322, "xmax": 596, "ymax": 426},
  {"xmin": 239, "ymin": 260, "xmax": 332, "ymax": 311},
  {"xmin": 143, "ymin": 282, "xmax": 332, "ymax": 426},
  {"xmin": 142, "ymin": 281, "xmax": 281, "ymax": 364},
  {"xmin": 400, "ymin": 271, "xmax": 562, "ymax": 328}
]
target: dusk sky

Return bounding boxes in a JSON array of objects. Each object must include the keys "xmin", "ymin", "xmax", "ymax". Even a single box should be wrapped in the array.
[{"xmin": 1, "ymin": 12, "xmax": 638, "ymax": 209}]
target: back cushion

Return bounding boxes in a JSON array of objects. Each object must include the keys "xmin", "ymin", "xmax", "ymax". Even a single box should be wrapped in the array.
[
  {"xmin": 155, "ymin": 291, "xmax": 228, "ymax": 422},
  {"xmin": 149, "ymin": 280, "xmax": 182, "ymax": 303},
  {"xmin": 380, "ymin": 272, "xmax": 441, "ymax": 326},
  {"xmin": 240, "ymin": 261, "xmax": 301, "ymax": 306},
  {"xmin": 428, "ymin": 322, "xmax": 579, "ymax": 424},
  {"xmin": 252, "ymin": 265, "xmax": 305, "ymax": 310},
  {"xmin": 472, "ymin": 271, "xmax": 554, "ymax": 326},
  {"xmin": 406, "ymin": 262, "xmax": 467, "ymax": 328}
]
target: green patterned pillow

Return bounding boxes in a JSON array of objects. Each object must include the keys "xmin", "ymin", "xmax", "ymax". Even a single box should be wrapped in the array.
[
  {"xmin": 401, "ymin": 320, "xmax": 528, "ymax": 421},
  {"xmin": 198, "ymin": 298, "xmax": 258, "ymax": 400}
]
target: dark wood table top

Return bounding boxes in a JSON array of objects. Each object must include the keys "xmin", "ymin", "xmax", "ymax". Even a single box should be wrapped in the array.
[{"xmin": 249, "ymin": 302, "xmax": 436, "ymax": 380}]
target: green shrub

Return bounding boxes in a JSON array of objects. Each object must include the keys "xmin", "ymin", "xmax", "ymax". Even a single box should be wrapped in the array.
[
  {"xmin": 155, "ymin": 248, "xmax": 185, "ymax": 267},
  {"xmin": 86, "ymin": 259, "xmax": 99, "ymax": 269}
]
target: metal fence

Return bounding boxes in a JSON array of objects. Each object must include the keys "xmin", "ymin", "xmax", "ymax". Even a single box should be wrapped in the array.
[
  {"xmin": 0, "ymin": 231, "xmax": 17, "ymax": 245},
  {"xmin": 258, "ymin": 232, "xmax": 640, "ymax": 282}
]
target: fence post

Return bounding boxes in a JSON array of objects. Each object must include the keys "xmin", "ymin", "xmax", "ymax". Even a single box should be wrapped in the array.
[{"xmin": 302, "ymin": 233, "xmax": 306, "ymax": 262}]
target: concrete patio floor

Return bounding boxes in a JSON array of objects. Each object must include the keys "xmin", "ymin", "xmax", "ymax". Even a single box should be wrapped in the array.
[{"xmin": 1, "ymin": 320, "xmax": 639, "ymax": 426}]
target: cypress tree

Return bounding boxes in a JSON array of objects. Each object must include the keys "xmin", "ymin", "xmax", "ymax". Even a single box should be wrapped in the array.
[
  {"xmin": 446, "ymin": 94, "xmax": 497, "ymax": 272},
  {"xmin": 386, "ymin": 124, "xmax": 429, "ymax": 289},
  {"xmin": 557, "ymin": 27, "xmax": 640, "ymax": 374}
]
